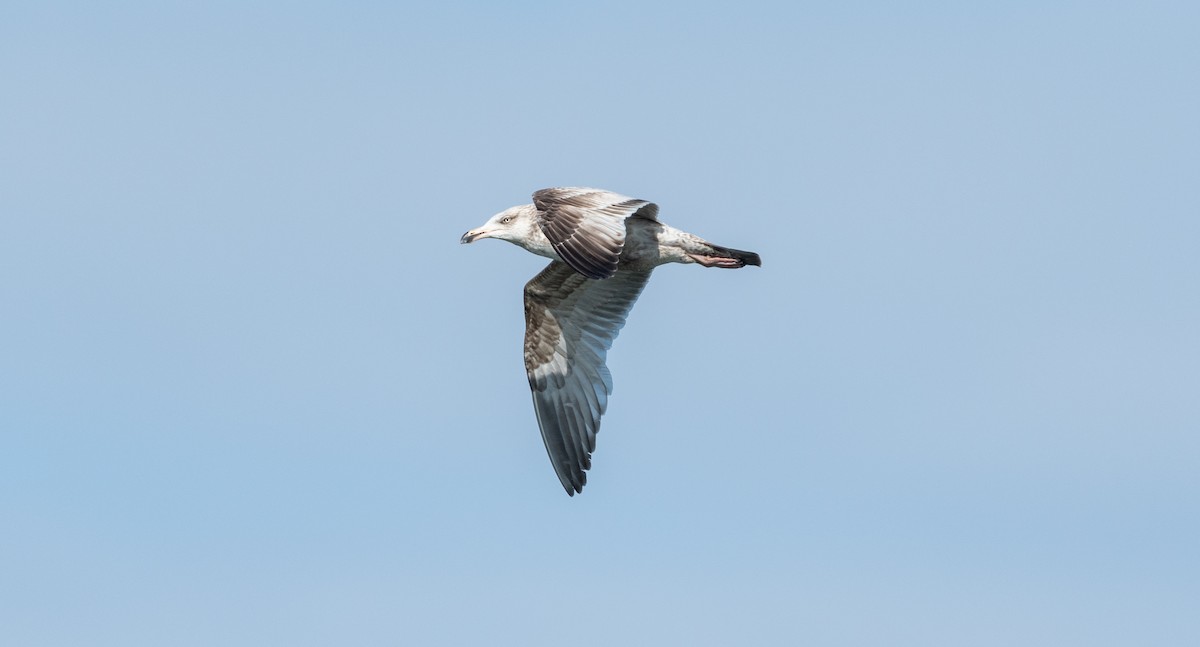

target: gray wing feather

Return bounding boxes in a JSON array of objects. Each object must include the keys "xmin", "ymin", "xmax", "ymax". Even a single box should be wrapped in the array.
[
  {"xmin": 523, "ymin": 261, "xmax": 653, "ymax": 495},
  {"xmin": 532, "ymin": 187, "xmax": 659, "ymax": 280}
]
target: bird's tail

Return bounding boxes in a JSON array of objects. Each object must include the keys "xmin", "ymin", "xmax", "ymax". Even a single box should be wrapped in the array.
[{"xmin": 688, "ymin": 242, "xmax": 762, "ymax": 269}]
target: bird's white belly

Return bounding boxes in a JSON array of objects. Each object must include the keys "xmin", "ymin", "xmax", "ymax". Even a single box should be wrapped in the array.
[{"xmin": 620, "ymin": 220, "xmax": 691, "ymax": 269}]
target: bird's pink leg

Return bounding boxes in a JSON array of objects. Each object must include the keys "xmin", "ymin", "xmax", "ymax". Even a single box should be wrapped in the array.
[{"xmin": 687, "ymin": 253, "xmax": 746, "ymax": 268}]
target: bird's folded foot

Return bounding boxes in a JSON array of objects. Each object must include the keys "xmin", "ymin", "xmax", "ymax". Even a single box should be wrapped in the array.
[{"xmin": 687, "ymin": 253, "xmax": 747, "ymax": 268}]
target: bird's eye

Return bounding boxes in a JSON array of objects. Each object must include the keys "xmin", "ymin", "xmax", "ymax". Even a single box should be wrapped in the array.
[{"xmin": 500, "ymin": 216, "xmax": 513, "ymax": 224}]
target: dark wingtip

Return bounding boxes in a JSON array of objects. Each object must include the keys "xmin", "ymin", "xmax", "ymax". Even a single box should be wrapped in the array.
[{"xmin": 562, "ymin": 479, "xmax": 583, "ymax": 496}]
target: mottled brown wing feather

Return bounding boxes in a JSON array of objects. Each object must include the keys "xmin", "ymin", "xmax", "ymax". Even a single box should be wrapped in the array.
[
  {"xmin": 532, "ymin": 187, "xmax": 659, "ymax": 280},
  {"xmin": 523, "ymin": 261, "xmax": 653, "ymax": 495}
]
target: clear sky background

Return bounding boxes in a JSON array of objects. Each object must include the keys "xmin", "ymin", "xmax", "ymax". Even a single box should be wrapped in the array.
[{"xmin": 2, "ymin": 2, "xmax": 1197, "ymax": 645}]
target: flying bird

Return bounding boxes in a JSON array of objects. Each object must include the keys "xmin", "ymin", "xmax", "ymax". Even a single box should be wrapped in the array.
[{"xmin": 461, "ymin": 187, "xmax": 760, "ymax": 495}]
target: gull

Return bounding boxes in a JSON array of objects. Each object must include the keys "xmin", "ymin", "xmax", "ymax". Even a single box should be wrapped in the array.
[{"xmin": 461, "ymin": 187, "xmax": 760, "ymax": 495}]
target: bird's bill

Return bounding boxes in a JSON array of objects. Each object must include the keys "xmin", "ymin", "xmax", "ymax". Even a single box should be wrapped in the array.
[{"xmin": 460, "ymin": 228, "xmax": 491, "ymax": 244}]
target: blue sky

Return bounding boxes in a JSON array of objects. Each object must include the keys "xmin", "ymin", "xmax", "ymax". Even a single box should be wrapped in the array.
[{"xmin": 2, "ymin": 2, "xmax": 1197, "ymax": 645}]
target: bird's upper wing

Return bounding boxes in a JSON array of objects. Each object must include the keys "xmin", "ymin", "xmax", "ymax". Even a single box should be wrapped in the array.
[
  {"xmin": 532, "ymin": 187, "xmax": 659, "ymax": 280},
  {"xmin": 524, "ymin": 261, "xmax": 653, "ymax": 495}
]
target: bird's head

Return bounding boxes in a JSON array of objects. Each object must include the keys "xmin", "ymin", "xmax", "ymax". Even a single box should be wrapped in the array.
[{"xmin": 460, "ymin": 204, "xmax": 538, "ymax": 245}]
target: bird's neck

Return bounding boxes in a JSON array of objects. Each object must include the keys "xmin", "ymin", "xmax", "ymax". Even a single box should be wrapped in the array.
[{"xmin": 514, "ymin": 225, "xmax": 561, "ymax": 261}]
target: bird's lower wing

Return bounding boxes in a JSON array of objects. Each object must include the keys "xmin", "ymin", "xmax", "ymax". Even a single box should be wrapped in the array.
[{"xmin": 523, "ymin": 261, "xmax": 653, "ymax": 495}]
